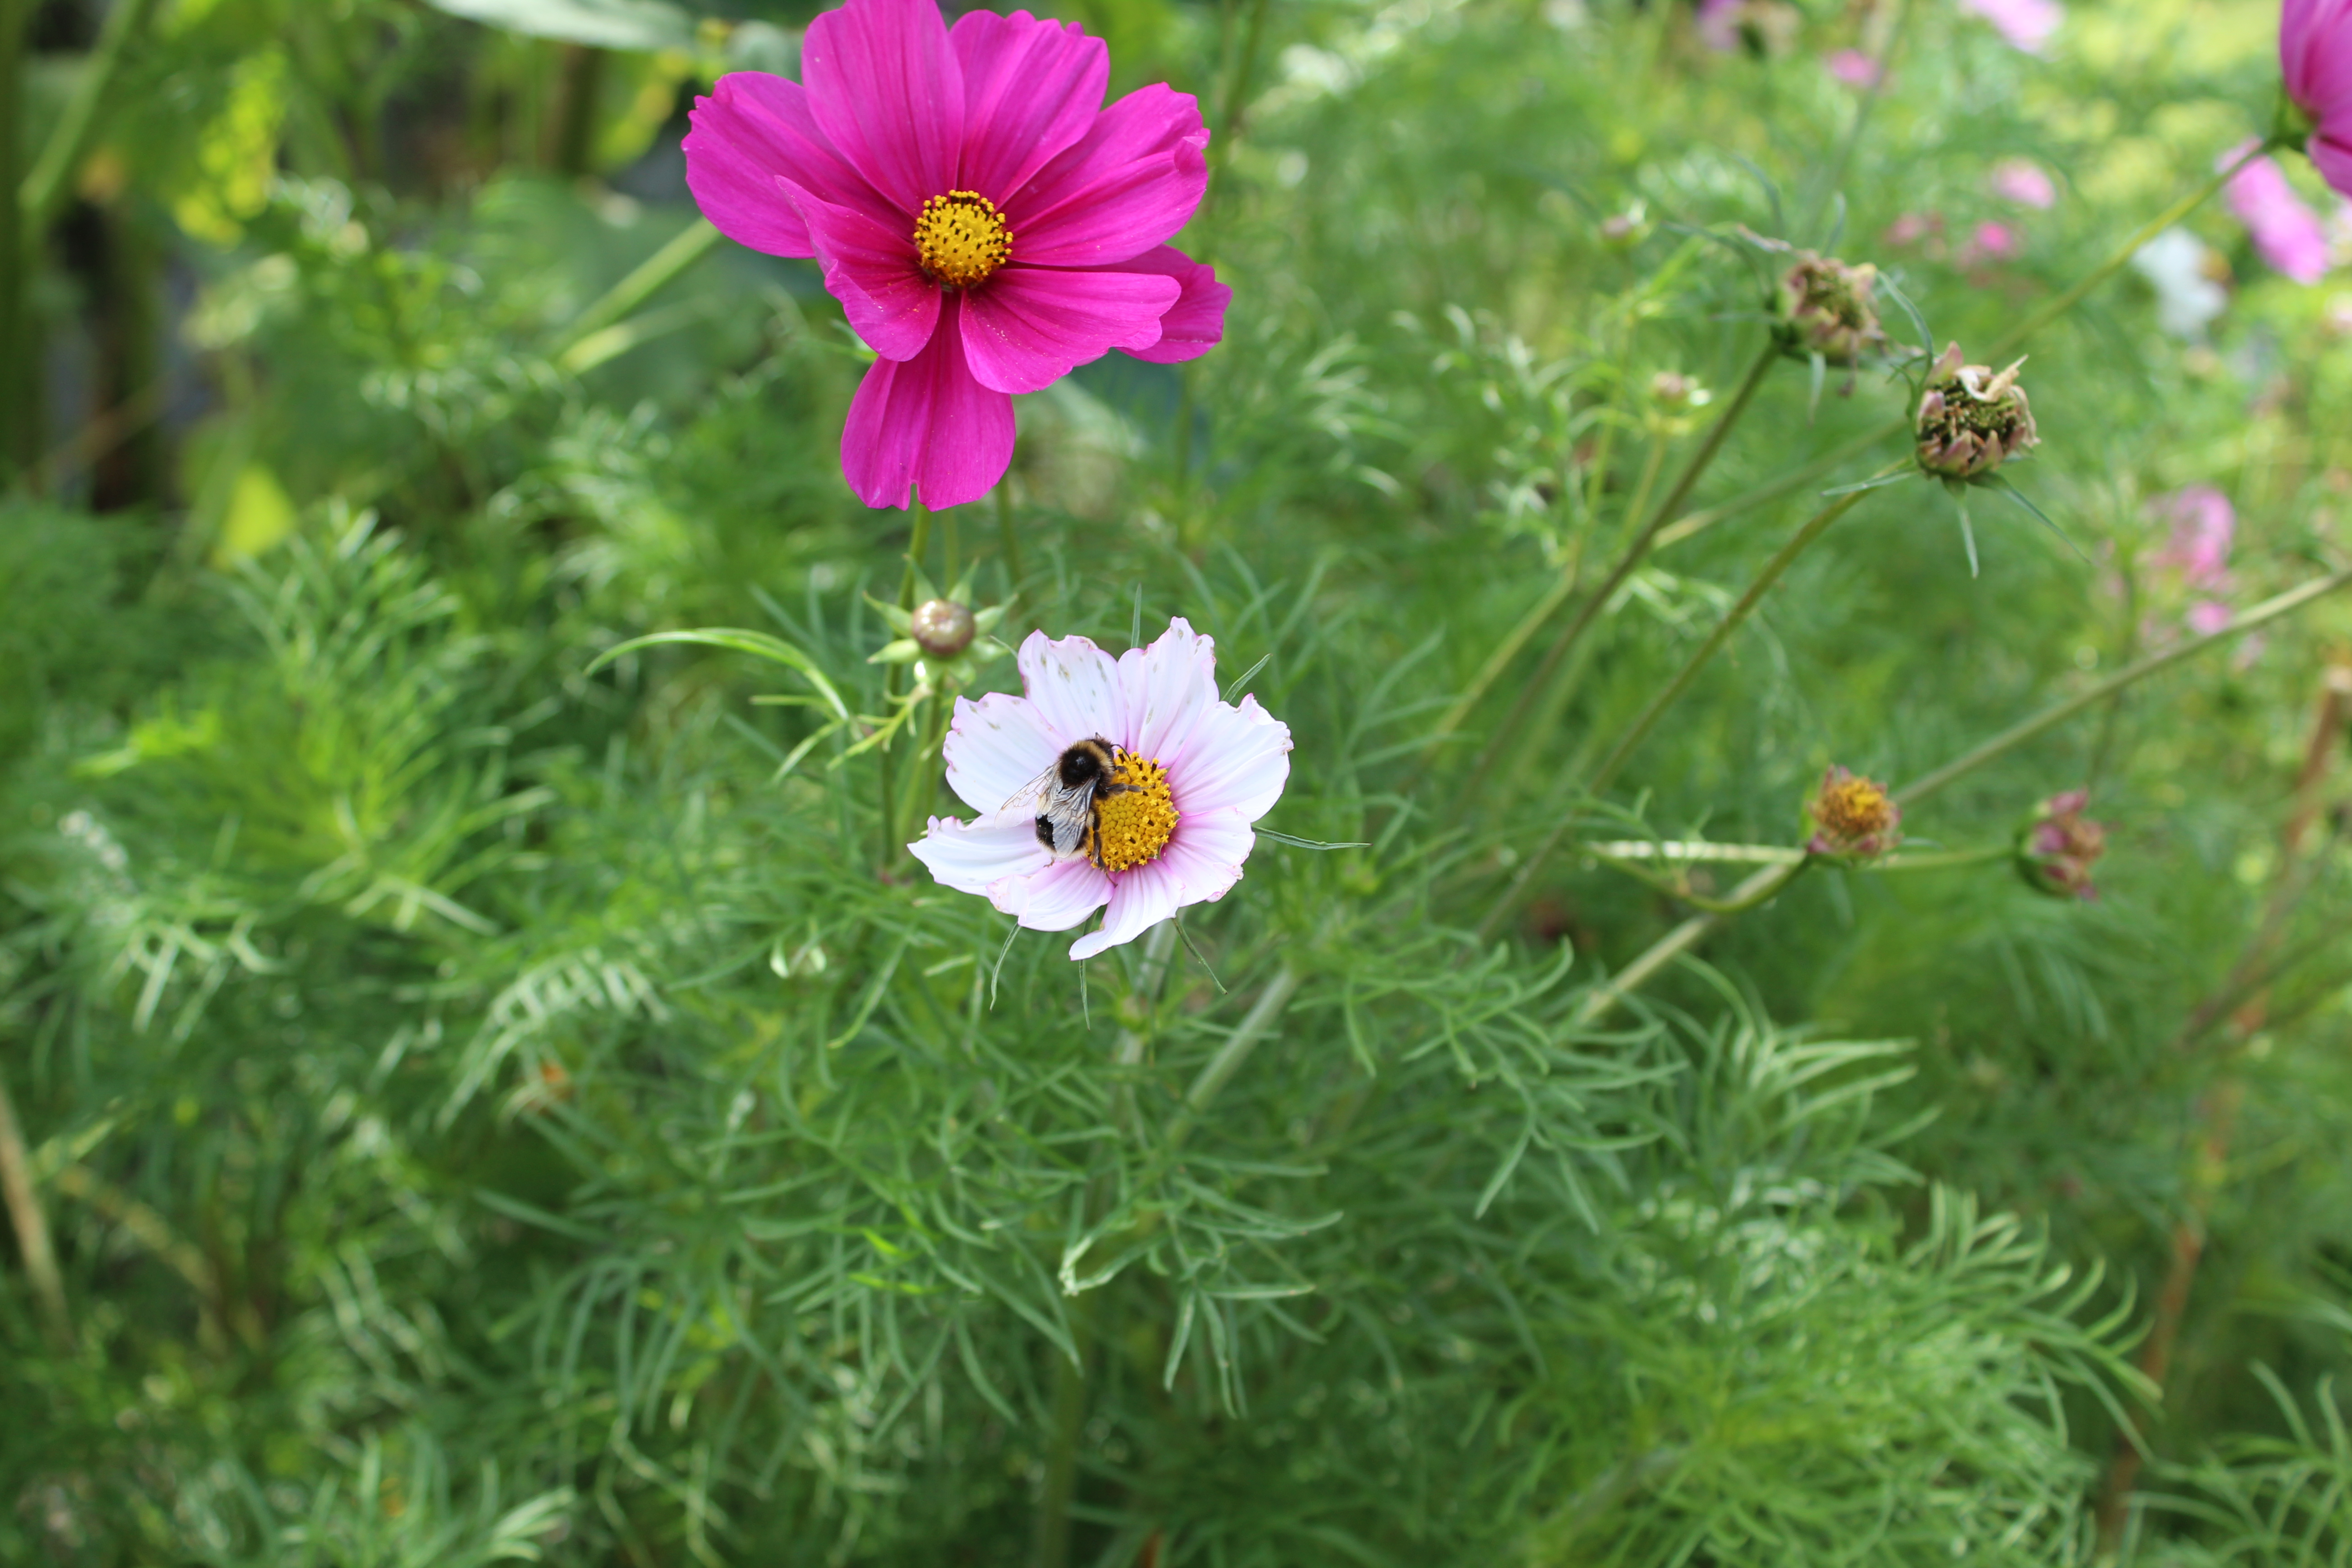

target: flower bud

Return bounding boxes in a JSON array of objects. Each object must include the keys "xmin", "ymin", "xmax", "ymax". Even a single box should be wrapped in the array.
[
  {"xmin": 1915, "ymin": 342, "xmax": 2038, "ymax": 480},
  {"xmin": 1774, "ymin": 252, "xmax": 1888, "ymax": 366},
  {"xmin": 1805, "ymin": 765, "xmax": 1901, "ymax": 860},
  {"xmin": 1649, "ymin": 370, "xmax": 1710, "ymax": 409},
  {"xmin": 2014, "ymin": 789, "xmax": 2106, "ymax": 900},
  {"xmin": 910, "ymin": 598, "xmax": 977, "ymax": 659}
]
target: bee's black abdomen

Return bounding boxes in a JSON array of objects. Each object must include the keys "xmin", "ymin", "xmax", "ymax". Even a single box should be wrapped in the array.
[{"xmin": 1034, "ymin": 815, "xmax": 1057, "ymax": 850}]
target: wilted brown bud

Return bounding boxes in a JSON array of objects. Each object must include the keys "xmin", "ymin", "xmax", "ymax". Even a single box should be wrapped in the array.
[
  {"xmin": 1915, "ymin": 343, "xmax": 2039, "ymax": 479},
  {"xmin": 1774, "ymin": 252, "xmax": 1887, "ymax": 366},
  {"xmin": 1805, "ymin": 765, "xmax": 1901, "ymax": 860},
  {"xmin": 2014, "ymin": 789, "xmax": 2106, "ymax": 900},
  {"xmin": 910, "ymin": 598, "xmax": 977, "ymax": 659}
]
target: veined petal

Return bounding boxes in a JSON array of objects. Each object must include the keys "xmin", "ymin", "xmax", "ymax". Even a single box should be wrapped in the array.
[
  {"xmin": 1165, "ymin": 693, "xmax": 1291, "ymax": 821},
  {"xmin": 960, "ymin": 267, "xmax": 1179, "ymax": 393},
  {"xmin": 1117, "ymin": 616, "xmax": 1219, "ymax": 764},
  {"xmin": 944, "ymin": 690, "xmax": 1061, "ymax": 815},
  {"xmin": 1069, "ymin": 857, "xmax": 1182, "ymax": 959},
  {"xmin": 2288, "ymin": 0, "xmax": 2352, "ymax": 114},
  {"xmin": 1159, "ymin": 809, "xmax": 1257, "ymax": 903},
  {"xmin": 803, "ymin": 0, "xmax": 964, "ymax": 217},
  {"xmin": 909, "ymin": 811, "xmax": 1051, "ymax": 894},
  {"xmin": 995, "ymin": 855, "xmax": 1112, "ymax": 931},
  {"xmin": 785, "ymin": 180, "xmax": 939, "ymax": 361},
  {"xmin": 840, "ymin": 295, "xmax": 1017, "ymax": 510},
  {"xmin": 684, "ymin": 73, "xmax": 901, "ymax": 257},
  {"xmin": 1087, "ymin": 245, "xmax": 1230, "ymax": 364},
  {"xmin": 1016, "ymin": 630, "xmax": 1127, "ymax": 745},
  {"xmin": 951, "ymin": 10, "xmax": 1108, "ymax": 203},
  {"xmin": 1009, "ymin": 84, "xmax": 1210, "ymax": 266}
]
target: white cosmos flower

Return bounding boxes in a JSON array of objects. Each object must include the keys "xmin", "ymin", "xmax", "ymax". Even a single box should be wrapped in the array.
[{"xmin": 908, "ymin": 617, "xmax": 1292, "ymax": 960}]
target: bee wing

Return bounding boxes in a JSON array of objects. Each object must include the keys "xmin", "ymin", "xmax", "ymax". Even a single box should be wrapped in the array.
[{"xmin": 1002, "ymin": 762, "xmax": 1095, "ymax": 859}]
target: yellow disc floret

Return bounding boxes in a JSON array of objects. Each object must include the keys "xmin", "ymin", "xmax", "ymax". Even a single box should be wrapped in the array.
[
  {"xmin": 1095, "ymin": 749, "xmax": 1179, "ymax": 873},
  {"xmin": 914, "ymin": 191, "xmax": 1013, "ymax": 288}
]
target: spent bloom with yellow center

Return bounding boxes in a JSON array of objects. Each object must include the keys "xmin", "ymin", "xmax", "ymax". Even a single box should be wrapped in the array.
[
  {"xmin": 910, "ymin": 618, "xmax": 1292, "ymax": 960},
  {"xmin": 1916, "ymin": 342, "xmax": 2038, "ymax": 480},
  {"xmin": 1805, "ymin": 765, "xmax": 1901, "ymax": 860}
]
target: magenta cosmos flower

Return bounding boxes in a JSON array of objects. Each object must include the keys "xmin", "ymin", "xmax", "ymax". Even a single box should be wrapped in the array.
[
  {"xmin": 909, "ymin": 618, "xmax": 1290, "ymax": 959},
  {"xmin": 2283, "ymin": 0, "xmax": 2352, "ymax": 196},
  {"xmin": 683, "ymin": 0, "xmax": 1230, "ymax": 510}
]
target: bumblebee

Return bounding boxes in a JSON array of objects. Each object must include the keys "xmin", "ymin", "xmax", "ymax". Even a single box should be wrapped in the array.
[{"xmin": 1006, "ymin": 737, "xmax": 1136, "ymax": 870}]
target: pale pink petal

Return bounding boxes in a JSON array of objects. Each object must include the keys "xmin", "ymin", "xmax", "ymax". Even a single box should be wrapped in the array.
[
  {"xmin": 909, "ymin": 811, "xmax": 1052, "ymax": 894},
  {"xmin": 1695, "ymin": 0, "xmax": 1740, "ymax": 50},
  {"xmin": 1068, "ymin": 856, "xmax": 1183, "ymax": 960},
  {"xmin": 1085, "ymin": 245, "xmax": 1230, "ymax": 364},
  {"xmin": 684, "ymin": 73, "xmax": 902, "ymax": 257},
  {"xmin": 1989, "ymin": 159, "xmax": 2057, "ymax": 210},
  {"xmin": 2224, "ymin": 148, "xmax": 2331, "ymax": 283},
  {"xmin": 943, "ymin": 691, "xmax": 1061, "ymax": 814},
  {"xmin": 950, "ymin": 10, "xmax": 1108, "ymax": 203},
  {"xmin": 1164, "ymin": 694, "xmax": 1291, "ymax": 821},
  {"xmin": 1015, "ymin": 629, "xmax": 1127, "ymax": 745},
  {"xmin": 2188, "ymin": 600, "xmax": 2234, "ymax": 636},
  {"xmin": 1959, "ymin": 0, "xmax": 2062, "ymax": 53},
  {"xmin": 802, "ymin": 0, "xmax": 964, "ymax": 218},
  {"xmin": 1825, "ymin": 50, "xmax": 1882, "ymax": 88},
  {"xmin": 1115, "ymin": 616, "xmax": 1218, "ymax": 763},
  {"xmin": 784, "ymin": 180, "xmax": 940, "ymax": 361},
  {"xmin": 839, "ymin": 295, "xmax": 1017, "ymax": 510},
  {"xmin": 960, "ymin": 267, "xmax": 1179, "ymax": 393},
  {"xmin": 1008, "ymin": 84, "xmax": 1209, "ymax": 267},
  {"xmin": 1161, "ymin": 809, "xmax": 1258, "ymax": 902},
  {"xmin": 995, "ymin": 855, "xmax": 1111, "ymax": 931}
]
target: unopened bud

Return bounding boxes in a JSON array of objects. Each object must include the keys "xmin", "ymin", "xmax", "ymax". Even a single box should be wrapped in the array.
[
  {"xmin": 1650, "ymin": 370, "xmax": 1710, "ymax": 408},
  {"xmin": 1774, "ymin": 252, "xmax": 1887, "ymax": 366},
  {"xmin": 1915, "ymin": 343, "xmax": 2038, "ymax": 480},
  {"xmin": 910, "ymin": 598, "xmax": 977, "ymax": 659},
  {"xmin": 1805, "ymin": 765, "xmax": 1901, "ymax": 860},
  {"xmin": 2014, "ymin": 789, "xmax": 2106, "ymax": 900}
]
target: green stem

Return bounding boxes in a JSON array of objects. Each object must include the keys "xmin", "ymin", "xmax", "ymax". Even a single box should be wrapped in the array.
[
  {"xmin": 1461, "ymin": 341, "xmax": 1779, "ymax": 796},
  {"xmin": 1166, "ymin": 963, "xmax": 1301, "ymax": 1150},
  {"xmin": 19, "ymin": 0, "xmax": 163, "ymax": 235},
  {"xmin": 1651, "ymin": 424, "xmax": 1890, "ymax": 553},
  {"xmin": 878, "ymin": 506, "xmax": 934, "ymax": 869},
  {"xmin": 0, "ymin": 1065, "xmax": 69, "ymax": 1350},
  {"xmin": 995, "ymin": 482, "xmax": 1028, "ymax": 603},
  {"xmin": 1797, "ymin": 0, "xmax": 1915, "ymax": 242},
  {"xmin": 553, "ymin": 217, "xmax": 721, "ymax": 362},
  {"xmin": 0, "ymin": 0, "xmax": 34, "ymax": 478}
]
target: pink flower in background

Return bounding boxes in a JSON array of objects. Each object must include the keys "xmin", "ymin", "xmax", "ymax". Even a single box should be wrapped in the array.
[
  {"xmin": 2281, "ymin": 0, "xmax": 2352, "ymax": 196},
  {"xmin": 1826, "ymin": 49, "xmax": 1882, "ymax": 87},
  {"xmin": 684, "ymin": 0, "xmax": 1229, "ymax": 510},
  {"xmin": 1989, "ymin": 158, "xmax": 2057, "ymax": 209},
  {"xmin": 2155, "ymin": 485, "xmax": 2235, "ymax": 587},
  {"xmin": 1960, "ymin": 0, "xmax": 2063, "ymax": 53},
  {"xmin": 1697, "ymin": 0, "xmax": 1742, "ymax": 50},
  {"xmin": 2223, "ymin": 140, "xmax": 2331, "ymax": 282},
  {"xmin": 2187, "ymin": 601, "xmax": 2236, "ymax": 636},
  {"xmin": 1959, "ymin": 220, "xmax": 2023, "ymax": 265},
  {"xmin": 911, "ymin": 619, "xmax": 1291, "ymax": 960}
]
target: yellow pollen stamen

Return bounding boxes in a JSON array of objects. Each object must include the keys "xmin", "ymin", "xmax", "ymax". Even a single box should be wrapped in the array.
[
  {"xmin": 914, "ymin": 191, "xmax": 1013, "ymax": 288},
  {"xmin": 1094, "ymin": 749, "xmax": 1178, "ymax": 873},
  {"xmin": 1815, "ymin": 777, "xmax": 1894, "ymax": 838}
]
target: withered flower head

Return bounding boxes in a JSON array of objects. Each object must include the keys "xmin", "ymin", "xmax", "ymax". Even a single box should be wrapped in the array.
[
  {"xmin": 1915, "ymin": 342, "xmax": 2039, "ymax": 480},
  {"xmin": 910, "ymin": 598, "xmax": 978, "ymax": 659},
  {"xmin": 1774, "ymin": 252, "xmax": 1888, "ymax": 367},
  {"xmin": 2015, "ymin": 789, "xmax": 2107, "ymax": 900},
  {"xmin": 1806, "ymin": 765, "xmax": 1901, "ymax": 860}
]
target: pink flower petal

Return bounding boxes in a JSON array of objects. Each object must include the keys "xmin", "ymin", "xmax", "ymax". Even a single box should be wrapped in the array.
[
  {"xmin": 2188, "ymin": 600, "xmax": 2234, "ymax": 636},
  {"xmin": 840, "ymin": 294, "xmax": 1016, "ymax": 510},
  {"xmin": 960, "ymin": 266, "xmax": 1179, "ymax": 393},
  {"xmin": 908, "ymin": 811, "xmax": 1052, "ymax": 894},
  {"xmin": 1825, "ymin": 50, "xmax": 1882, "ymax": 88},
  {"xmin": 684, "ymin": 73, "xmax": 902, "ymax": 258},
  {"xmin": 2224, "ymin": 145, "xmax": 2331, "ymax": 283},
  {"xmin": 1015, "ymin": 630, "xmax": 1128, "ymax": 746},
  {"xmin": 943, "ymin": 690, "xmax": 1061, "ymax": 815},
  {"xmin": 2285, "ymin": 0, "xmax": 2352, "ymax": 116},
  {"xmin": 801, "ymin": 0, "xmax": 964, "ymax": 219},
  {"xmin": 1114, "ymin": 616, "xmax": 1219, "ymax": 763},
  {"xmin": 950, "ymin": 9, "xmax": 1109, "ymax": 204},
  {"xmin": 1086, "ymin": 245, "xmax": 1230, "ymax": 364},
  {"xmin": 1989, "ymin": 158, "xmax": 2057, "ymax": 209},
  {"xmin": 1959, "ymin": 0, "xmax": 2062, "ymax": 53},
  {"xmin": 2312, "ymin": 131, "xmax": 2352, "ymax": 205},
  {"xmin": 1068, "ymin": 856, "xmax": 1184, "ymax": 959},
  {"xmin": 1164, "ymin": 694, "xmax": 1291, "ymax": 820},
  {"xmin": 1008, "ymin": 83, "xmax": 1209, "ymax": 267},
  {"xmin": 995, "ymin": 855, "xmax": 1111, "ymax": 931},
  {"xmin": 784, "ymin": 180, "xmax": 941, "ymax": 361}
]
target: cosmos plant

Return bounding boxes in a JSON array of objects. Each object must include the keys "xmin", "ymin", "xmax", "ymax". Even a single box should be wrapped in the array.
[{"xmin": 684, "ymin": 0, "xmax": 1230, "ymax": 510}]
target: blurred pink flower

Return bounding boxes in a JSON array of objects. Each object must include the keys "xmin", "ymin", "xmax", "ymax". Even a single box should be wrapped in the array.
[
  {"xmin": 2281, "ymin": 0, "xmax": 2352, "ymax": 196},
  {"xmin": 2187, "ymin": 601, "xmax": 2235, "ymax": 636},
  {"xmin": 684, "ymin": 0, "xmax": 1227, "ymax": 510},
  {"xmin": 1826, "ymin": 49, "xmax": 1882, "ymax": 87},
  {"xmin": 1989, "ymin": 158, "xmax": 2057, "ymax": 209},
  {"xmin": 2154, "ymin": 485, "xmax": 2235, "ymax": 588},
  {"xmin": 1884, "ymin": 211, "xmax": 1944, "ymax": 250},
  {"xmin": 1960, "ymin": 220, "xmax": 2023, "ymax": 265},
  {"xmin": 2222, "ymin": 139, "xmax": 2331, "ymax": 283},
  {"xmin": 1697, "ymin": 0, "xmax": 1742, "ymax": 50},
  {"xmin": 1960, "ymin": 0, "xmax": 2063, "ymax": 53}
]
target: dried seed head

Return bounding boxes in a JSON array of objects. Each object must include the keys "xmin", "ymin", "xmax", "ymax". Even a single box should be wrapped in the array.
[
  {"xmin": 1805, "ymin": 765, "xmax": 1901, "ymax": 860},
  {"xmin": 911, "ymin": 598, "xmax": 978, "ymax": 659},
  {"xmin": 1774, "ymin": 252, "xmax": 1888, "ymax": 366},
  {"xmin": 2014, "ymin": 789, "xmax": 2107, "ymax": 900},
  {"xmin": 1916, "ymin": 342, "xmax": 2039, "ymax": 479}
]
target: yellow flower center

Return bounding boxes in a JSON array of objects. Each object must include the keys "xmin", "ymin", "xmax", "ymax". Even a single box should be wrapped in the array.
[
  {"xmin": 1094, "ymin": 749, "xmax": 1179, "ymax": 873},
  {"xmin": 1814, "ymin": 776, "xmax": 1895, "ymax": 839},
  {"xmin": 914, "ymin": 191, "xmax": 1013, "ymax": 288}
]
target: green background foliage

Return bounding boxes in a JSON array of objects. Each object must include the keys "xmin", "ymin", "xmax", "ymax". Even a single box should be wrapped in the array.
[{"xmin": 3, "ymin": 0, "xmax": 2351, "ymax": 1562}]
